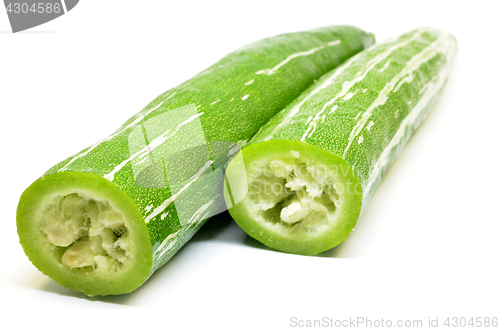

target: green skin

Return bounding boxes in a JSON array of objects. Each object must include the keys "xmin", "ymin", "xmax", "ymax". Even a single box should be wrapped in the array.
[
  {"xmin": 224, "ymin": 140, "xmax": 363, "ymax": 255},
  {"xmin": 17, "ymin": 172, "xmax": 152, "ymax": 295},
  {"xmin": 225, "ymin": 28, "xmax": 457, "ymax": 255},
  {"xmin": 17, "ymin": 26, "xmax": 374, "ymax": 296}
]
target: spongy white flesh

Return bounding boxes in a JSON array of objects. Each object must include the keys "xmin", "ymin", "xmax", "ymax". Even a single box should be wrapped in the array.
[
  {"xmin": 40, "ymin": 192, "xmax": 133, "ymax": 272},
  {"xmin": 246, "ymin": 151, "xmax": 339, "ymax": 236}
]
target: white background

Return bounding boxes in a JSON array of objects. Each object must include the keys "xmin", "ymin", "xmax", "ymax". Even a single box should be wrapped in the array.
[{"xmin": 1, "ymin": 1, "xmax": 499, "ymax": 330}]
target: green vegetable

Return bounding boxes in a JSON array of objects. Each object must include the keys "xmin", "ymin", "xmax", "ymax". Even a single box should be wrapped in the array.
[
  {"xmin": 17, "ymin": 26, "xmax": 374, "ymax": 296},
  {"xmin": 224, "ymin": 27, "xmax": 457, "ymax": 255}
]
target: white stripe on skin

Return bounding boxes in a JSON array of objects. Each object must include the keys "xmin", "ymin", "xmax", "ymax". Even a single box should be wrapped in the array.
[
  {"xmin": 155, "ymin": 197, "xmax": 216, "ymax": 259},
  {"xmin": 270, "ymin": 29, "xmax": 427, "ymax": 142},
  {"xmin": 103, "ymin": 112, "xmax": 204, "ymax": 182},
  {"xmin": 363, "ymin": 34, "xmax": 456, "ymax": 196},
  {"xmin": 58, "ymin": 91, "xmax": 178, "ymax": 172},
  {"xmin": 342, "ymin": 32, "xmax": 450, "ymax": 158},
  {"xmin": 145, "ymin": 160, "xmax": 214, "ymax": 223},
  {"xmin": 256, "ymin": 40, "xmax": 341, "ymax": 76}
]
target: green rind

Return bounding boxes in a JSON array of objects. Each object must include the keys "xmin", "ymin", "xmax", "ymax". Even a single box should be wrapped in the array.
[
  {"xmin": 17, "ymin": 172, "xmax": 152, "ymax": 296},
  {"xmin": 225, "ymin": 140, "xmax": 362, "ymax": 255},
  {"xmin": 226, "ymin": 28, "xmax": 457, "ymax": 255},
  {"xmin": 17, "ymin": 26, "xmax": 374, "ymax": 295}
]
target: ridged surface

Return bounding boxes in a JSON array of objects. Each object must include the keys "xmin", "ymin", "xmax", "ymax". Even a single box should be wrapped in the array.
[
  {"xmin": 39, "ymin": 26, "xmax": 374, "ymax": 276},
  {"xmin": 251, "ymin": 28, "xmax": 457, "ymax": 213}
]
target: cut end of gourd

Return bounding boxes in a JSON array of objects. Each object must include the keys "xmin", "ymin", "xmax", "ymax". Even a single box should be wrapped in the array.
[
  {"xmin": 17, "ymin": 171, "xmax": 152, "ymax": 296},
  {"xmin": 247, "ymin": 154, "xmax": 339, "ymax": 236},
  {"xmin": 224, "ymin": 140, "xmax": 363, "ymax": 255},
  {"xmin": 41, "ymin": 192, "xmax": 132, "ymax": 272}
]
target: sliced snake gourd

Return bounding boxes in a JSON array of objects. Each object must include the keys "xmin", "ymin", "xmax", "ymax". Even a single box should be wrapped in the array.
[
  {"xmin": 16, "ymin": 26, "xmax": 374, "ymax": 296},
  {"xmin": 224, "ymin": 28, "xmax": 457, "ymax": 255}
]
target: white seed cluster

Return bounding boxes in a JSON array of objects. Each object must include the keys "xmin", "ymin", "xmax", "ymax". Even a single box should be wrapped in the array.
[
  {"xmin": 40, "ymin": 192, "xmax": 132, "ymax": 272},
  {"xmin": 247, "ymin": 151, "xmax": 339, "ymax": 233}
]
